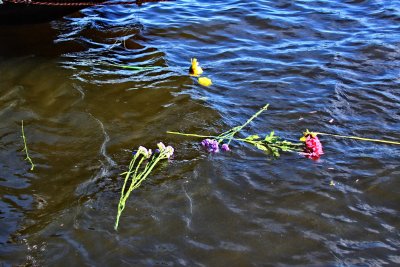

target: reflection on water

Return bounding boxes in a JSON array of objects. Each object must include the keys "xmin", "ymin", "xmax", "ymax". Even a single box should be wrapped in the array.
[{"xmin": 1, "ymin": 0, "xmax": 400, "ymax": 265}]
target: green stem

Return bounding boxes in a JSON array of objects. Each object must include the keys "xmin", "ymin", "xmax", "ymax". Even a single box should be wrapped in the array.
[
  {"xmin": 233, "ymin": 104, "xmax": 269, "ymax": 135},
  {"xmin": 169, "ymin": 104, "xmax": 270, "ymax": 145},
  {"xmin": 133, "ymin": 151, "xmax": 169, "ymax": 188},
  {"xmin": 217, "ymin": 126, "xmax": 238, "ymax": 139},
  {"xmin": 166, "ymin": 131, "xmax": 217, "ymax": 139},
  {"xmin": 115, "ymin": 152, "xmax": 167, "ymax": 230},
  {"xmin": 126, "ymin": 157, "xmax": 147, "ymax": 193},
  {"xmin": 167, "ymin": 131, "xmax": 303, "ymax": 153},
  {"xmin": 102, "ymin": 62, "xmax": 160, "ymax": 71},
  {"xmin": 223, "ymin": 104, "xmax": 269, "ymax": 145},
  {"xmin": 237, "ymin": 138, "xmax": 303, "ymax": 152},
  {"xmin": 21, "ymin": 120, "xmax": 34, "ymax": 171},
  {"xmin": 129, "ymin": 157, "xmax": 162, "ymax": 192},
  {"xmin": 115, "ymin": 155, "xmax": 146, "ymax": 230},
  {"xmin": 242, "ymin": 138, "xmax": 303, "ymax": 147},
  {"xmin": 315, "ymin": 132, "xmax": 400, "ymax": 145}
]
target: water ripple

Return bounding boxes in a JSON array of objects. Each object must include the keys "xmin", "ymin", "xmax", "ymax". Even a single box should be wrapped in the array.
[{"xmin": 1, "ymin": 0, "xmax": 400, "ymax": 265}]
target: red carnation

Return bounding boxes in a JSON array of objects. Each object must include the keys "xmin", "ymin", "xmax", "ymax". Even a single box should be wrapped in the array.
[{"xmin": 304, "ymin": 134, "xmax": 324, "ymax": 160}]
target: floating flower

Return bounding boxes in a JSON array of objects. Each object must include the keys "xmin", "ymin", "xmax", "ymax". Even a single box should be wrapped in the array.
[
  {"xmin": 221, "ymin": 144, "xmax": 230, "ymax": 151},
  {"xmin": 133, "ymin": 146, "xmax": 153, "ymax": 158},
  {"xmin": 136, "ymin": 146, "xmax": 148, "ymax": 157},
  {"xmin": 168, "ymin": 103, "xmax": 305, "ymax": 159},
  {"xmin": 165, "ymin": 146, "xmax": 174, "ymax": 159},
  {"xmin": 189, "ymin": 58, "xmax": 203, "ymax": 77},
  {"xmin": 198, "ymin": 77, "xmax": 212, "ymax": 87},
  {"xmin": 155, "ymin": 142, "xmax": 174, "ymax": 159},
  {"xmin": 303, "ymin": 134, "xmax": 323, "ymax": 160},
  {"xmin": 201, "ymin": 139, "xmax": 219, "ymax": 153},
  {"xmin": 201, "ymin": 139, "xmax": 211, "ymax": 147},
  {"xmin": 157, "ymin": 142, "xmax": 166, "ymax": 151},
  {"xmin": 116, "ymin": 142, "xmax": 173, "ymax": 230}
]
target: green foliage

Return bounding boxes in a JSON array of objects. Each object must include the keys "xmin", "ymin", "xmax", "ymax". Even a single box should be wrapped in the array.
[
  {"xmin": 167, "ymin": 103, "xmax": 304, "ymax": 157},
  {"xmin": 239, "ymin": 131, "xmax": 301, "ymax": 158}
]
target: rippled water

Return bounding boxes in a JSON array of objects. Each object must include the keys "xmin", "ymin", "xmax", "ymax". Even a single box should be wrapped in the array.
[{"xmin": 1, "ymin": 0, "xmax": 400, "ymax": 265}]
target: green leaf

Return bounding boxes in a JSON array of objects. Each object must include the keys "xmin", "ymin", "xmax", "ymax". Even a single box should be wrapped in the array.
[
  {"xmin": 246, "ymin": 135, "xmax": 260, "ymax": 141},
  {"xmin": 264, "ymin": 131, "xmax": 276, "ymax": 142},
  {"xmin": 255, "ymin": 144, "xmax": 268, "ymax": 152}
]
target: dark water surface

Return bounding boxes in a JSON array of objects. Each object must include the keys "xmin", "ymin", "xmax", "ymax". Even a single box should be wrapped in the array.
[{"xmin": 1, "ymin": 0, "xmax": 400, "ymax": 265}]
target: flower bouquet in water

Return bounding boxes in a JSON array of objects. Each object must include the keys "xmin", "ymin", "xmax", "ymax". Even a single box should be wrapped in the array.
[
  {"xmin": 115, "ymin": 142, "xmax": 174, "ymax": 230},
  {"xmin": 167, "ymin": 102, "xmax": 400, "ymax": 160},
  {"xmin": 168, "ymin": 104, "xmax": 314, "ymax": 158}
]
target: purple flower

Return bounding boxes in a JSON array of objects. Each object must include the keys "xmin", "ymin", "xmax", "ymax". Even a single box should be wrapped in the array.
[
  {"xmin": 221, "ymin": 144, "xmax": 230, "ymax": 152},
  {"xmin": 201, "ymin": 139, "xmax": 219, "ymax": 153},
  {"xmin": 201, "ymin": 139, "xmax": 211, "ymax": 147}
]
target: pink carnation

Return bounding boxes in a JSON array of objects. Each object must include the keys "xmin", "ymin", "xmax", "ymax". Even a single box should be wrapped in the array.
[{"xmin": 304, "ymin": 135, "xmax": 323, "ymax": 160}]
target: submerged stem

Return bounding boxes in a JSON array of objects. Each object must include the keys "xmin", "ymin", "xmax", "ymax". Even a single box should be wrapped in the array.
[{"xmin": 21, "ymin": 120, "xmax": 34, "ymax": 171}]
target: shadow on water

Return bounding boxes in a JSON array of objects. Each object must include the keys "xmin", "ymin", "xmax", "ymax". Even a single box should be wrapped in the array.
[
  {"xmin": 0, "ymin": 22, "xmax": 85, "ymax": 58},
  {"xmin": 0, "ymin": 6, "xmax": 143, "ymax": 58}
]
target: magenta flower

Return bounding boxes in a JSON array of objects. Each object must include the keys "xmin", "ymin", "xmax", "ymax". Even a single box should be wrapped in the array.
[{"xmin": 304, "ymin": 134, "xmax": 324, "ymax": 160}]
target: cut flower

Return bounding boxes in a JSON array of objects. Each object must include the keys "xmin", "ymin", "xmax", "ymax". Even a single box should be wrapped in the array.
[{"xmin": 303, "ymin": 133, "xmax": 324, "ymax": 160}]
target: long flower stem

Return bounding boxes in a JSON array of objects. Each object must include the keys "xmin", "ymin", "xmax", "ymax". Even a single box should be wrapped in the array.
[
  {"xmin": 125, "ymin": 157, "xmax": 155, "ymax": 196},
  {"xmin": 101, "ymin": 62, "xmax": 160, "ymax": 71},
  {"xmin": 166, "ymin": 131, "xmax": 216, "ymax": 139},
  {"xmin": 115, "ymin": 155, "xmax": 146, "ymax": 230},
  {"xmin": 115, "ymin": 152, "xmax": 167, "ymax": 230},
  {"xmin": 129, "ymin": 157, "xmax": 162, "ymax": 192},
  {"xmin": 119, "ymin": 156, "xmax": 137, "ymax": 202},
  {"xmin": 167, "ymin": 131, "xmax": 302, "ymax": 153},
  {"xmin": 21, "ymin": 120, "xmax": 34, "ymax": 171},
  {"xmin": 168, "ymin": 104, "xmax": 270, "ymax": 145},
  {"xmin": 314, "ymin": 132, "xmax": 400, "ymax": 145},
  {"xmin": 223, "ymin": 104, "xmax": 269, "ymax": 145},
  {"xmin": 232, "ymin": 104, "xmax": 269, "ymax": 135}
]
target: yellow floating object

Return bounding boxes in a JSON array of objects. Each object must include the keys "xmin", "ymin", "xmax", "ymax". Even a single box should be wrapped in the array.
[
  {"xmin": 198, "ymin": 77, "xmax": 212, "ymax": 87},
  {"xmin": 300, "ymin": 129, "xmax": 317, "ymax": 141},
  {"xmin": 189, "ymin": 58, "xmax": 203, "ymax": 76}
]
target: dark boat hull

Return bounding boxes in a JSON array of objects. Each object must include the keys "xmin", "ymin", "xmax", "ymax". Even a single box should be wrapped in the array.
[{"xmin": 0, "ymin": 1, "xmax": 103, "ymax": 25}]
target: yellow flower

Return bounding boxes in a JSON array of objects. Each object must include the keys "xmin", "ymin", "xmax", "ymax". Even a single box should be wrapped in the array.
[
  {"xmin": 198, "ymin": 77, "xmax": 212, "ymax": 87},
  {"xmin": 189, "ymin": 58, "xmax": 203, "ymax": 76},
  {"xmin": 300, "ymin": 129, "xmax": 317, "ymax": 141}
]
